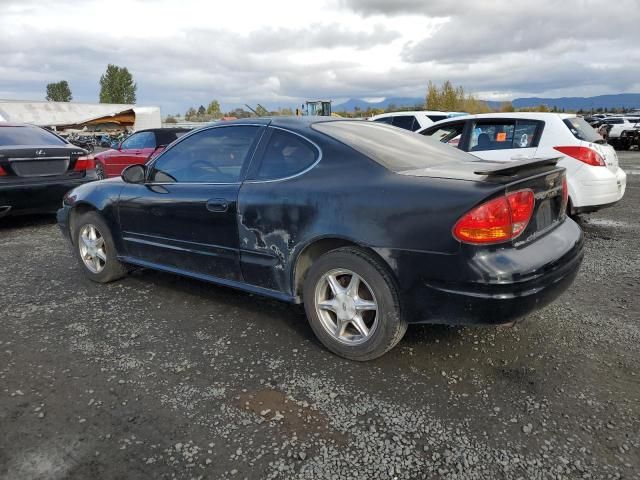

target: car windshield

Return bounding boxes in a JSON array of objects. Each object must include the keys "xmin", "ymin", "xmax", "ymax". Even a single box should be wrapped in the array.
[
  {"xmin": 0, "ymin": 126, "xmax": 67, "ymax": 146},
  {"xmin": 313, "ymin": 120, "xmax": 476, "ymax": 172},
  {"xmin": 563, "ymin": 117, "xmax": 603, "ymax": 143}
]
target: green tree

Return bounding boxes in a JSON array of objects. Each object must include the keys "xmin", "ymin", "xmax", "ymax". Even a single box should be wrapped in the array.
[
  {"xmin": 99, "ymin": 64, "xmax": 137, "ymax": 104},
  {"xmin": 206, "ymin": 100, "xmax": 222, "ymax": 118},
  {"xmin": 197, "ymin": 105, "xmax": 206, "ymax": 116},
  {"xmin": 426, "ymin": 81, "xmax": 440, "ymax": 110},
  {"xmin": 424, "ymin": 80, "xmax": 490, "ymax": 114},
  {"xmin": 185, "ymin": 107, "xmax": 197, "ymax": 120},
  {"xmin": 45, "ymin": 80, "xmax": 72, "ymax": 102}
]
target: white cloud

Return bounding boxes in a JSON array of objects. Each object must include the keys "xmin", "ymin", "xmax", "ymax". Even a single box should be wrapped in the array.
[{"xmin": 0, "ymin": 0, "xmax": 638, "ymax": 114}]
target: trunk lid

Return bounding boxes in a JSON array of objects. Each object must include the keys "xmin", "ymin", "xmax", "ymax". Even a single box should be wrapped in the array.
[
  {"xmin": 0, "ymin": 145, "xmax": 87, "ymax": 178},
  {"xmin": 399, "ymin": 157, "xmax": 567, "ymax": 245}
]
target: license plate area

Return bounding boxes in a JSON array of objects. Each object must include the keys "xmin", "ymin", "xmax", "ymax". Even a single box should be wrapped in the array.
[{"xmin": 10, "ymin": 158, "xmax": 70, "ymax": 177}]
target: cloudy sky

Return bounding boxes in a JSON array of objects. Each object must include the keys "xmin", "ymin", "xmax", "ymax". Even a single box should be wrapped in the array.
[{"xmin": 1, "ymin": 0, "xmax": 639, "ymax": 114}]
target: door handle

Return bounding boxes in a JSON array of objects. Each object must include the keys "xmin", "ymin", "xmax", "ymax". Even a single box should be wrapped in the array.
[{"xmin": 206, "ymin": 198, "xmax": 228, "ymax": 213}]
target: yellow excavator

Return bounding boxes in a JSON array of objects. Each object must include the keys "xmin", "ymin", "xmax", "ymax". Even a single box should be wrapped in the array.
[{"xmin": 297, "ymin": 100, "xmax": 333, "ymax": 116}]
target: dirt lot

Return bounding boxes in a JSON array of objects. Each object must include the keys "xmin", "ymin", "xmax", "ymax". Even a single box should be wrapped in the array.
[{"xmin": 1, "ymin": 153, "xmax": 639, "ymax": 480}]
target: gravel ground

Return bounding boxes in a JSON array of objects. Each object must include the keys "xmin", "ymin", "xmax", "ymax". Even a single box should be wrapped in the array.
[{"xmin": 1, "ymin": 152, "xmax": 638, "ymax": 480}]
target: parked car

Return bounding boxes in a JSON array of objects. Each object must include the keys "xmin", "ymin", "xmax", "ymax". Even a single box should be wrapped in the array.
[
  {"xmin": 603, "ymin": 117, "xmax": 640, "ymax": 149},
  {"xmin": 419, "ymin": 113, "xmax": 626, "ymax": 215},
  {"xmin": 58, "ymin": 118, "xmax": 583, "ymax": 361},
  {"xmin": 94, "ymin": 128, "xmax": 190, "ymax": 179},
  {"xmin": 617, "ymin": 124, "xmax": 640, "ymax": 151},
  {"xmin": 0, "ymin": 123, "xmax": 95, "ymax": 218},
  {"xmin": 369, "ymin": 111, "xmax": 467, "ymax": 132}
]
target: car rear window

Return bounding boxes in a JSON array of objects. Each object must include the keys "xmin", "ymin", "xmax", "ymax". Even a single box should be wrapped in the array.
[
  {"xmin": 0, "ymin": 126, "xmax": 67, "ymax": 146},
  {"xmin": 312, "ymin": 120, "xmax": 474, "ymax": 172},
  {"xmin": 563, "ymin": 117, "xmax": 602, "ymax": 143}
]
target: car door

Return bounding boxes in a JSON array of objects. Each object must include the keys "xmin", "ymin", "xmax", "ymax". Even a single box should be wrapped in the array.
[
  {"xmin": 117, "ymin": 124, "xmax": 265, "ymax": 281},
  {"xmin": 105, "ymin": 131, "xmax": 156, "ymax": 177},
  {"xmin": 465, "ymin": 119, "xmax": 542, "ymax": 162}
]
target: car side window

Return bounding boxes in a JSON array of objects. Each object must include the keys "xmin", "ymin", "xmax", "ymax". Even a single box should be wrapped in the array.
[
  {"xmin": 470, "ymin": 120, "xmax": 541, "ymax": 151},
  {"xmin": 373, "ymin": 117, "xmax": 393, "ymax": 124},
  {"xmin": 121, "ymin": 132, "xmax": 155, "ymax": 150},
  {"xmin": 423, "ymin": 122, "xmax": 465, "ymax": 147},
  {"xmin": 513, "ymin": 121, "xmax": 539, "ymax": 148},
  {"xmin": 391, "ymin": 115, "xmax": 417, "ymax": 131},
  {"xmin": 149, "ymin": 126, "xmax": 260, "ymax": 183},
  {"xmin": 251, "ymin": 129, "xmax": 319, "ymax": 181}
]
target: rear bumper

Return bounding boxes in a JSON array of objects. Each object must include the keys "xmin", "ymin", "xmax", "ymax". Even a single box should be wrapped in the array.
[
  {"xmin": 0, "ymin": 175, "xmax": 96, "ymax": 217},
  {"xmin": 376, "ymin": 219, "xmax": 584, "ymax": 326},
  {"xmin": 569, "ymin": 166, "xmax": 626, "ymax": 209}
]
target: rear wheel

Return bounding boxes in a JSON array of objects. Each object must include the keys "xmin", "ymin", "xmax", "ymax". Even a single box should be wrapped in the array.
[
  {"xmin": 72, "ymin": 211, "xmax": 127, "ymax": 283},
  {"xmin": 303, "ymin": 247, "xmax": 407, "ymax": 361}
]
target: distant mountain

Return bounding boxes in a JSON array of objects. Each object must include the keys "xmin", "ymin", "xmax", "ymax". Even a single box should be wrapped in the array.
[
  {"xmin": 513, "ymin": 94, "xmax": 640, "ymax": 111},
  {"xmin": 333, "ymin": 97, "xmax": 425, "ymax": 111},
  {"xmin": 333, "ymin": 93, "xmax": 640, "ymax": 113}
]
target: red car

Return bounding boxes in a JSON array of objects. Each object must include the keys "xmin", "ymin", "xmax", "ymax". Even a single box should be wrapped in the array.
[{"xmin": 94, "ymin": 128, "xmax": 189, "ymax": 179}]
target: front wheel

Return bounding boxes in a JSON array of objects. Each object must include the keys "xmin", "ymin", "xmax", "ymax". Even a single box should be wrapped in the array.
[
  {"xmin": 72, "ymin": 211, "xmax": 128, "ymax": 283},
  {"xmin": 303, "ymin": 247, "xmax": 407, "ymax": 361}
]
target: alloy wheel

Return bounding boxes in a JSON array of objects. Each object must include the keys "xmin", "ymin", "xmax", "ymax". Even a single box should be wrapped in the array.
[
  {"xmin": 314, "ymin": 268, "xmax": 379, "ymax": 345},
  {"xmin": 78, "ymin": 224, "xmax": 107, "ymax": 273}
]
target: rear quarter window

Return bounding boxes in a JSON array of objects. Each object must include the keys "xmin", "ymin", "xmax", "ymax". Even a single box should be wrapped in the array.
[
  {"xmin": 563, "ymin": 117, "xmax": 602, "ymax": 143},
  {"xmin": 251, "ymin": 129, "xmax": 319, "ymax": 180}
]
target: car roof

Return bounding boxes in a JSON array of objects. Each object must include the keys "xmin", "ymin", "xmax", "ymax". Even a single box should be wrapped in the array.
[
  {"xmin": 371, "ymin": 111, "xmax": 465, "ymax": 119},
  {"xmin": 136, "ymin": 127, "xmax": 191, "ymax": 133},
  {"xmin": 423, "ymin": 112, "xmax": 576, "ymax": 127}
]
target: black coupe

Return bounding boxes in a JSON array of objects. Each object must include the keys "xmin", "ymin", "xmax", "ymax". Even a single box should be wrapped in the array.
[{"xmin": 57, "ymin": 118, "xmax": 583, "ymax": 360}]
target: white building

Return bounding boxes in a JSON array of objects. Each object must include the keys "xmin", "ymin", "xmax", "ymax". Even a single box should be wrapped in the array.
[{"xmin": 0, "ymin": 99, "xmax": 161, "ymax": 132}]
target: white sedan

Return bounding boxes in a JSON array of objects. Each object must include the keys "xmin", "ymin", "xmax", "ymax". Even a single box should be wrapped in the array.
[{"xmin": 418, "ymin": 112, "xmax": 626, "ymax": 214}]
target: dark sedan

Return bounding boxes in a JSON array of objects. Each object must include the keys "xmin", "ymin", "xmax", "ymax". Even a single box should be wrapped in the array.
[
  {"xmin": 57, "ymin": 118, "xmax": 583, "ymax": 360},
  {"xmin": 0, "ymin": 123, "xmax": 96, "ymax": 217}
]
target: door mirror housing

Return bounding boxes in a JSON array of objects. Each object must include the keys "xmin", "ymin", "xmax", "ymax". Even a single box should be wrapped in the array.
[{"xmin": 122, "ymin": 164, "xmax": 147, "ymax": 184}]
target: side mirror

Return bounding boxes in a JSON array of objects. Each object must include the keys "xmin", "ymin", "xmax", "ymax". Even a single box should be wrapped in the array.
[{"xmin": 122, "ymin": 164, "xmax": 146, "ymax": 184}]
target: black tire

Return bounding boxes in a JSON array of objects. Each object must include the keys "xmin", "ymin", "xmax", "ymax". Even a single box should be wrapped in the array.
[
  {"xmin": 302, "ymin": 247, "xmax": 407, "ymax": 361},
  {"xmin": 95, "ymin": 162, "xmax": 105, "ymax": 180},
  {"xmin": 72, "ymin": 211, "xmax": 128, "ymax": 283}
]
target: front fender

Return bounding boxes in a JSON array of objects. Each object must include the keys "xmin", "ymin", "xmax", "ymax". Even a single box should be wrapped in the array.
[{"xmin": 59, "ymin": 179, "xmax": 125, "ymax": 249}]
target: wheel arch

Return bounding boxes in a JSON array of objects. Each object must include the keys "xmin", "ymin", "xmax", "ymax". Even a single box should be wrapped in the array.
[
  {"xmin": 291, "ymin": 236, "xmax": 394, "ymax": 300},
  {"xmin": 68, "ymin": 202, "xmax": 100, "ymax": 245}
]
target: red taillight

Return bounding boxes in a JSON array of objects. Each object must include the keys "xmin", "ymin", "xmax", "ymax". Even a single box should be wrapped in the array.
[
  {"xmin": 0, "ymin": 165, "xmax": 6, "ymax": 176},
  {"xmin": 553, "ymin": 145, "xmax": 605, "ymax": 166},
  {"xmin": 453, "ymin": 190, "xmax": 535, "ymax": 244},
  {"xmin": 74, "ymin": 156, "xmax": 95, "ymax": 171}
]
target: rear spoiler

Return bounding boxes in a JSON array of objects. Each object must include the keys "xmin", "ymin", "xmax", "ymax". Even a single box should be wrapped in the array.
[{"xmin": 473, "ymin": 157, "xmax": 561, "ymax": 176}]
